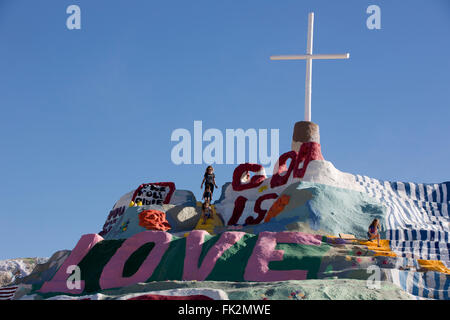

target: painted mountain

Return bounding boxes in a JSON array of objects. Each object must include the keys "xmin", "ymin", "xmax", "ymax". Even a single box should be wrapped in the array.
[{"xmin": 2, "ymin": 122, "xmax": 449, "ymax": 300}]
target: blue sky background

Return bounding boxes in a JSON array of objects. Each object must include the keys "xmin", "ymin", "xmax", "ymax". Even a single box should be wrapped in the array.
[{"xmin": 0, "ymin": 0, "xmax": 449, "ymax": 259}]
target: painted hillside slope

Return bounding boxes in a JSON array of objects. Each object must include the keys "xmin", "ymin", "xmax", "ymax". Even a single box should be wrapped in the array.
[
  {"xmin": 60, "ymin": 136, "xmax": 446, "ymax": 300},
  {"xmin": 3, "ymin": 122, "xmax": 449, "ymax": 300},
  {"xmin": 98, "ymin": 183, "xmax": 198, "ymax": 239},
  {"xmin": 95, "ymin": 135, "xmax": 449, "ymax": 267},
  {"xmin": 11, "ymin": 230, "xmax": 448, "ymax": 300},
  {"xmin": 17, "ymin": 280, "xmax": 417, "ymax": 300},
  {"xmin": 215, "ymin": 157, "xmax": 450, "ymax": 265},
  {"xmin": 7, "ymin": 144, "xmax": 447, "ymax": 300}
]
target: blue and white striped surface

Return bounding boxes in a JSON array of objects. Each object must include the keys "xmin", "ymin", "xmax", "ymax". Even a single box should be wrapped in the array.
[
  {"xmin": 387, "ymin": 269, "xmax": 450, "ymax": 300},
  {"xmin": 355, "ymin": 175, "xmax": 449, "ymax": 264},
  {"xmin": 354, "ymin": 175, "xmax": 449, "ymax": 299}
]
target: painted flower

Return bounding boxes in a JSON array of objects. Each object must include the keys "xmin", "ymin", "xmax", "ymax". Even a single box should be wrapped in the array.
[{"xmin": 138, "ymin": 210, "xmax": 171, "ymax": 231}]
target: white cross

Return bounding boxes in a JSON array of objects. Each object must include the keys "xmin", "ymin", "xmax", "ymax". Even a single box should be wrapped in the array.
[{"xmin": 270, "ymin": 12, "xmax": 350, "ymax": 122}]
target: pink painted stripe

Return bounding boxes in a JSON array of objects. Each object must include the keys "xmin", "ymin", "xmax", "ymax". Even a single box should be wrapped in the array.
[
  {"xmin": 100, "ymin": 231, "xmax": 172, "ymax": 290},
  {"xmin": 39, "ymin": 234, "xmax": 104, "ymax": 294},
  {"xmin": 183, "ymin": 231, "xmax": 246, "ymax": 281},
  {"xmin": 244, "ymin": 232, "xmax": 320, "ymax": 282}
]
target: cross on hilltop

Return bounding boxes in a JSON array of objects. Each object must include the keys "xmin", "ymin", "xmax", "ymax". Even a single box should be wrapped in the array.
[{"xmin": 270, "ymin": 12, "xmax": 350, "ymax": 122}]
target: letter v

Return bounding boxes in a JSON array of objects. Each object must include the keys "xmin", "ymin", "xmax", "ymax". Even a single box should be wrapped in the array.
[{"xmin": 183, "ymin": 230, "xmax": 245, "ymax": 281}]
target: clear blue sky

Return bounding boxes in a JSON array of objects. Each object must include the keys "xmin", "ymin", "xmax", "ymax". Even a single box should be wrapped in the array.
[{"xmin": 1, "ymin": 0, "xmax": 449, "ymax": 259}]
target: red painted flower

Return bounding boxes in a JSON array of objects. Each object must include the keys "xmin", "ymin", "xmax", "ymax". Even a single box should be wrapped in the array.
[{"xmin": 138, "ymin": 210, "xmax": 171, "ymax": 231}]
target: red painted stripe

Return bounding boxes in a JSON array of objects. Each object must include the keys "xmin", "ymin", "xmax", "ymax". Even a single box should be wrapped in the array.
[
  {"xmin": 127, "ymin": 294, "xmax": 213, "ymax": 300},
  {"xmin": 131, "ymin": 182, "xmax": 176, "ymax": 204},
  {"xmin": 0, "ymin": 289, "xmax": 17, "ymax": 295},
  {"xmin": 0, "ymin": 293, "xmax": 15, "ymax": 297},
  {"xmin": 0, "ymin": 287, "xmax": 18, "ymax": 291}
]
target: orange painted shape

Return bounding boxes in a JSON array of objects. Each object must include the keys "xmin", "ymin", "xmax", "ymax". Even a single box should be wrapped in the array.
[
  {"xmin": 264, "ymin": 195, "xmax": 291, "ymax": 223},
  {"xmin": 138, "ymin": 209, "xmax": 171, "ymax": 231},
  {"xmin": 359, "ymin": 239, "xmax": 397, "ymax": 257},
  {"xmin": 418, "ymin": 259, "xmax": 450, "ymax": 274}
]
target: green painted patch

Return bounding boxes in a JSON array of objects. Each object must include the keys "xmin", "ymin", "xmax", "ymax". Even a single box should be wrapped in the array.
[
  {"xmin": 147, "ymin": 236, "xmax": 186, "ymax": 281},
  {"xmin": 198, "ymin": 233, "xmax": 220, "ymax": 268},
  {"xmin": 269, "ymin": 242, "xmax": 332, "ymax": 279},
  {"xmin": 206, "ymin": 233, "xmax": 258, "ymax": 281},
  {"xmin": 30, "ymin": 231, "xmax": 340, "ymax": 296},
  {"xmin": 122, "ymin": 242, "xmax": 155, "ymax": 278},
  {"xmin": 77, "ymin": 239, "xmax": 124, "ymax": 293}
]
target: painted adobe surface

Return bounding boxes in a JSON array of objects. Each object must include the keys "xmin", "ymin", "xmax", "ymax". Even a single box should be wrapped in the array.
[
  {"xmin": 28, "ymin": 229, "xmax": 448, "ymax": 299},
  {"xmin": 8, "ymin": 134, "xmax": 449, "ymax": 300}
]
